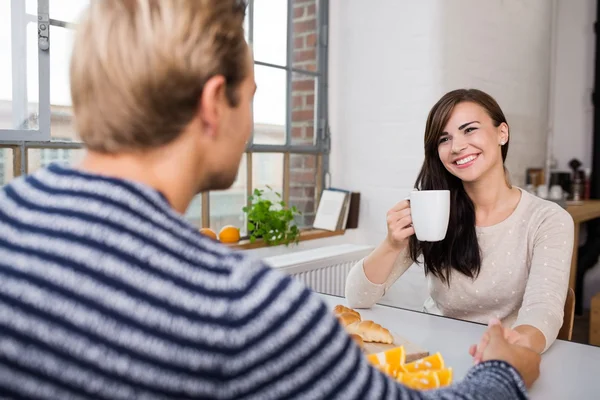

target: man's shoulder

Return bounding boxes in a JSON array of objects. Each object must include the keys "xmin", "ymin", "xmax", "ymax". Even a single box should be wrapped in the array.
[{"xmin": 194, "ymin": 238, "xmax": 297, "ymax": 294}]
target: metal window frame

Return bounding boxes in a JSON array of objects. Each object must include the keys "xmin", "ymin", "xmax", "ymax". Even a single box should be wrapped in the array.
[
  {"xmin": 227, "ymin": 0, "xmax": 329, "ymax": 232},
  {"xmin": 246, "ymin": 0, "xmax": 328, "ymax": 155},
  {"xmin": 0, "ymin": 0, "xmax": 51, "ymax": 141},
  {"xmin": 0, "ymin": 0, "xmax": 331, "ymax": 232}
]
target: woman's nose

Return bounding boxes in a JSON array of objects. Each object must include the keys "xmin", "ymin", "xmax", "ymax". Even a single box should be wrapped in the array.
[{"xmin": 451, "ymin": 137, "xmax": 468, "ymax": 154}]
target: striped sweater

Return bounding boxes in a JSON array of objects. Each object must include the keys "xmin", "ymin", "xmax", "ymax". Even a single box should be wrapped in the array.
[{"xmin": 0, "ymin": 164, "xmax": 528, "ymax": 399}]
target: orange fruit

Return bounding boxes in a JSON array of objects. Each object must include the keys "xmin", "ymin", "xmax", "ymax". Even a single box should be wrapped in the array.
[
  {"xmin": 366, "ymin": 347, "xmax": 406, "ymax": 377},
  {"xmin": 384, "ymin": 346, "xmax": 406, "ymax": 368},
  {"xmin": 396, "ymin": 363, "xmax": 408, "ymax": 374},
  {"xmin": 199, "ymin": 228, "xmax": 217, "ymax": 240},
  {"xmin": 379, "ymin": 363, "xmax": 395, "ymax": 376},
  {"xmin": 435, "ymin": 368, "xmax": 453, "ymax": 386},
  {"xmin": 396, "ymin": 370, "xmax": 440, "ymax": 390},
  {"xmin": 403, "ymin": 352, "xmax": 444, "ymax": 373},
  {"xmin": 366, "ymin": 353, "xmax": 381, "ymax": 366},
  {"xmin": 219, "ymin": 225, "xmax": 241, "ymax": 243}
]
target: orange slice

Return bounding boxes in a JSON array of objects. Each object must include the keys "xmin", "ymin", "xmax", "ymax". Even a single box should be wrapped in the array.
[
  {"xmin": 403, "ymin": 352, "xmax": 444, "ymax": 373},
  {"xmin": 384, "ymin": 346, "xmax": 406, "ymax": 367},
  {"xmin": 397, "ymin": 370, "xmax": 440, "ymax": 390},
  {"xmin": 436, "ymin": 368, "xmax": 453, "ymax": 386},
  {"xmin": 396, "ymin": 363, "xmax": 408, "ymax": 374},
  {"xmin": 382, "ymin": 363, "xmax": 395, "ymax": 376},
  {"xmin": 366, "ymin": 353, "xmax": 381, "ymax": 365},
  {"xmin": 366, "ymin": 346, "xmax": 405, "ymax": 366},
  {"xmin": 366, "ymin": 347, "xmax": 407, "ymax": 377}
]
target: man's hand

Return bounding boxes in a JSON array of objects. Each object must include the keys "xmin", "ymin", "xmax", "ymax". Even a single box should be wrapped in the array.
[
  {"xmin": 469, "ymin": 318, "xmax": 522, "ymax": 363},
  {"xmin": 475, "ymin": 324, "xmax": 541, "ymax": 389},
  {"xmin": 470, "ymin": 319, "xmax": 545, "ymax": 363}
]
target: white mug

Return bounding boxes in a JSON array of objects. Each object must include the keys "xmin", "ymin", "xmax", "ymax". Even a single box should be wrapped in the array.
[{"xmin": 409, "ymin": 190, "xmax": 450, "ymax": 242}]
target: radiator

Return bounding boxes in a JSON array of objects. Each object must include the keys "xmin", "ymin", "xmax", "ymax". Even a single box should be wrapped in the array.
[{"xmin": 263, "ymin": 244, "xmax": 374, "ymax": 296}]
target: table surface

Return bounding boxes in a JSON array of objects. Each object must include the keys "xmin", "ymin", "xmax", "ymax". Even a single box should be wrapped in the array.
[{"xmin": 319, "ymin": 294, "xmax": 600, "ymax": 400}]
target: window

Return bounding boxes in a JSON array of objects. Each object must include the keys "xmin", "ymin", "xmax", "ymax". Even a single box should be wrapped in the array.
[
  {"xmin": 28, "ymin": 146, "xmax": 85, "ymax": 174},
  {"xmin": 0, "ymin": 0, "xmax": 330, "ymax": 237}
]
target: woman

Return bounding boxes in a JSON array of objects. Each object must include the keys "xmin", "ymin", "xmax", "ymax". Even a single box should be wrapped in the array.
[{"xmin": 345, "ymin": 89, "xmax": 574, "ymax": 353}]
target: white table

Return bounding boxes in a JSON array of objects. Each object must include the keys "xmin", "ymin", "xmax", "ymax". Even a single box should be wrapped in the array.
[{"xmin": 319, "ymin": 294, "xmax": 600, "ymax": 400}]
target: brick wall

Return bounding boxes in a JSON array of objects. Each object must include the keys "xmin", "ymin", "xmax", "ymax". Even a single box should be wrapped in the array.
[{"xmin": 289, "ymin": 0, "xmax": 318, "ymax": 227}]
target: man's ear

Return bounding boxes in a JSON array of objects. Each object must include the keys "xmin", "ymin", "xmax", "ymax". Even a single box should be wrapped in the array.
[{"xmin": 199, "ymin": 75, "xmax": 227, "ymax": 138}]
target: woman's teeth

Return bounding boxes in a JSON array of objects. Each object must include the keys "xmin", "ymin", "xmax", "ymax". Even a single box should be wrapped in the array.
[{"xmin": 456, "ymin": 155, "xmax": 477, "ymax": 165}]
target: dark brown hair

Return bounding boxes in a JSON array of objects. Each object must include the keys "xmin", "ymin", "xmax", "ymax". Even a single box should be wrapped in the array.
[{"xmin": 409, "ymin": 89, "xmax": 509, "ymax": 284}]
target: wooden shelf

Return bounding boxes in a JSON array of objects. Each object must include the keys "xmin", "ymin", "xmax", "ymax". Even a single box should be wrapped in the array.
[{"xmin": 226, "ymin": 229, "xmax": 345, "ymax": 250}]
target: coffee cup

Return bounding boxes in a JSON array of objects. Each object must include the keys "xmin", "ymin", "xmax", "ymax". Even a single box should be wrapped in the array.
[{"xmin": 409, "ymin": 190, "xmax": 450, "ymax": 242}]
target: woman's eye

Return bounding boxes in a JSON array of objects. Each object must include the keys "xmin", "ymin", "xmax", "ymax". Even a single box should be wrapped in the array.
[
  {"xmin": 465, "ymin": 127, "xmax": 477, "ymax": 134},
  {"xmin": 439, "ymin": 137, "xmax": 450, "ymax": 144}
]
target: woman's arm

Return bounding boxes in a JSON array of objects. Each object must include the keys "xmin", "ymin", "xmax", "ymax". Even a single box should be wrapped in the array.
[
  {"xmin": 345, "ymin": 244, "xmax": 413, "ymax": 308},
  {"xmin": 363, "ymin": 238, "xmax": 409, "ymax": 284},
  {"xmin": 512, "ymin": 325, "xmax": 546, "ymax": 354},
  {"xmin": 512, "ymin": 205, "xmax": 575, "ymax": 353},
  {"xmin": 364, "ymin": 199, "xmax": 415, "ymax": 283},
  {"xmin": 345, "ymin": 200, "xmax": 415, "ymax": 308}
]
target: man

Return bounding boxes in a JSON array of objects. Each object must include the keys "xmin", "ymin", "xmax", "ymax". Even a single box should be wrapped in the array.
[{"xmin": 0, "ymin": 1, "xmax": 539, "ymax": 398}]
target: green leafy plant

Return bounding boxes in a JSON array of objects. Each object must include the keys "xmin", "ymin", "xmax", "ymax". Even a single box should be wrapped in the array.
[{"xmin": 242, "ymin": 186, "xmax": 302, "ymax": 246}]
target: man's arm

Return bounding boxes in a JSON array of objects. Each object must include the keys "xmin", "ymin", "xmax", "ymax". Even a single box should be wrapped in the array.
[{"xmin": 221, "ymin": 266, "xmax": 530, "ymax": 400}]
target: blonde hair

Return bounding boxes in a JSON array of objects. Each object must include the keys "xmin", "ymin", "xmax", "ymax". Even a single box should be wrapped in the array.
[{"xmin": 70, "ymin": 0, "xmax": 248, "ymax": 153}]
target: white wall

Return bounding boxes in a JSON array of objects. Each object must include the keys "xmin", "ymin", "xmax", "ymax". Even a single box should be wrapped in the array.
[
  {"xmin": 329, "ymin": 0, "xmax": 555, "ymax": 240},
  {"xmin": 550, "ymin": 0, "xmax": 596, "ymax": 172}
]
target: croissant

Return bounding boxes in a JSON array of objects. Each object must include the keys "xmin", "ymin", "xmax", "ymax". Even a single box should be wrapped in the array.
[
  {"xmin": 333, "ymin": 304, "xmax": 360, "ymax": 319},
  {"xmin": 349, "ymin": 333, "xmax": 364, "ymax": 348},
  {"xmin": 346, "ymin": 320, "xmax": 394, "ymax": 344},
  {"xmin": 337, "ymin": 312, "xmax": 361, "ymax": 327}
]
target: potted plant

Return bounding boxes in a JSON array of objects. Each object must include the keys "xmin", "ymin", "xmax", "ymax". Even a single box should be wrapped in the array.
[{"xmin": 242, "ymin": 186, "xmax": 302, "ymax": 246}]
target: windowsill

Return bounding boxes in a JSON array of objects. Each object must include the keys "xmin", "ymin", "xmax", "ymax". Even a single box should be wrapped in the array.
[{"xmin": 226, "ymin": 229, "xmax": 346, "ymax": 250}]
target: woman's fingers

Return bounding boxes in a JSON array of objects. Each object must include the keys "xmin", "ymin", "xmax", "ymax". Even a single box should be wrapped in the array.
[
  {"xmin": 386, "ymin": 207, "xmax": 412, "ymax": 227},
  {"xmin": 388, "ymin": 199, "xmax": 410, "ymax": 213},
  {"xmin": 473, "ymin": 331, "xmax": 491, "ymax": 365},
  {"xmin": 469, "ymin": 344, "xmax": 477, "ymax": 358},
  {"xmin": 390, "ymin": 216, "xmax": 414, "ymax": 242}
]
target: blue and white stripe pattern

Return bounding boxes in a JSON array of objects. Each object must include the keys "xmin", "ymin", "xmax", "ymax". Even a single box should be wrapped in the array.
[{"xmin": 0, "ymin": 164, "xmax": 528, "ymax": 399}]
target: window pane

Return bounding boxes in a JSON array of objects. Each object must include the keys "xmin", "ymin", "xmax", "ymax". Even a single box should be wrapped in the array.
[
  {"xmin": 0, "ymin": 1, "xmax": 39, "ymax": 131},
  {"xmin": 289, "ymin": 154, "xmax": 318, "ymax": 227},
  {"xmin": 210, "ymin": 154, "xmax": 247, "ymax": 235},
  {"xmin": 0, "ymin": 148, "xmax": 15, "ymax": 186},
  {"xmin": 292, "ymin": 0, "xmax": 318, "ymax": 72},
  {"xmin": 253, "ymin": 66, "xmax": 286, "ymax": 145},
  {"xmin": 50, "ymin": 0, "xmax": 89, "ymax": 23},
  {"xmin": 50, "ymin": 26, "xmax": 78, "ymax": 141},
  {"xmin": 184, "ymin": 195, "xmax": 202, "ymax": 228},
  {"xmin": 50, "ymin": 26, "xmax": 74, "ymax": 107},
  {"xmin": 244, "ymin": 9, "xmax": 249, "ymax": 41},
  {"xmin": 26, "ymin": 0, "xmax": 37, "ymax": 15},
  {"xmin": 253, "ymin": 152, "xmax": 284, "ymax": 201},
  {"xmin": 291, "ymin": 73, "xmax": 316, "ymax": 145},
  {"xmin": 252, "ymin": 0, "xmax": 287, "ymax": 66},
  {"xmin": 27, "ymin": 147, "xmax": 86, "ymax": 174}
]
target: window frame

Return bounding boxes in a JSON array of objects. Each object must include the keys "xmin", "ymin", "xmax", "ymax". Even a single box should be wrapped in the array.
[
  {"xmin": 0, "ymin": 0, "xmax": 331, "ymax": 234},
  {"xmin": 0, "ymin": 0, "xmax": 51, "ymax": 141}
]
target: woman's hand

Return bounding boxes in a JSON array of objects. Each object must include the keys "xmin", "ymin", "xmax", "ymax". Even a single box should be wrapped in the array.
[
  {"xmin": 470, "ymin": 319, "xmax": 542, "ymax": 363},
  {"xmin": 385, "ymin": 200, "xmax": 415, "ymax": 251},
  {"xmin": 475, "ymin": 325, "xmax": 542, "ymax": 389}
]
